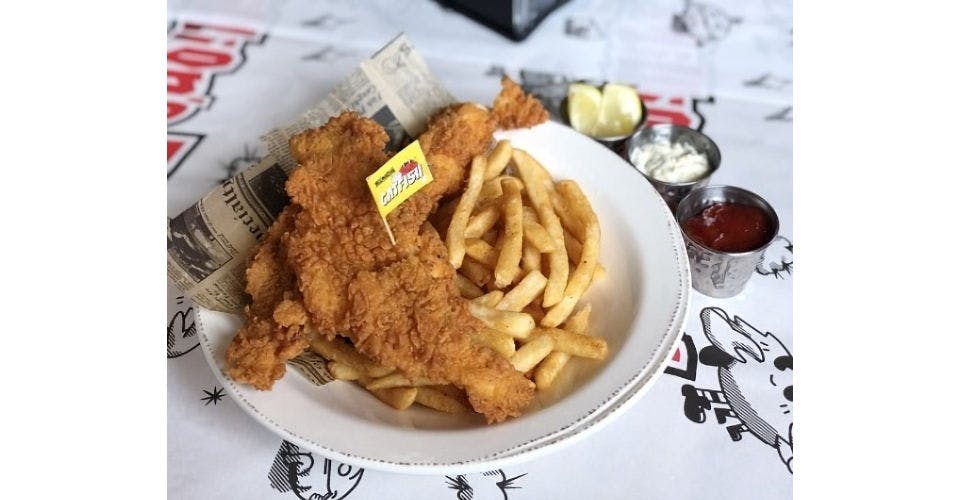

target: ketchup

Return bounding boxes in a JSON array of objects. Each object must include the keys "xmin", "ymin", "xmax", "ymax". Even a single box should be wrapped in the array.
[{"xmin": 681, "ymin": 202, "xmax": 773, "ymax": 253}]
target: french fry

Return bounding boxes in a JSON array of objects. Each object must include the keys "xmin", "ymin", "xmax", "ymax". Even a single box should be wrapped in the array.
[
  {"xmin": 368, "ymin": 386, "xmax": 418, "ymax": 410},
  {"xmin": 465, "ymin": 238, "xmax": 499, "ymax": 267},
  {"xmin": 495, "ymin": 178, "xmax": 523, "ymax": 287},
  {"xmin": 513, "ymin": 149, "xmax": 568, "ymax": 307},
  {"xmin": 496, "ymin": 270, "xmax": 547, "ymax": 312},
  {"xmin": 460, "ymin": 256, "xmax": 492, "ymax": 287},
  {"xmin": 481, "ymin": 229, "xmax": 499, "ymax": 246},
  {"xmin": 364, "ymin": 373, "xmax": 412, "ymax": 390},
  {"xmin": 510, "ymin": 335, "xmax": 555, "ymax": 373},
  {"xmin": 477, "ymin": 177, "xmax": 504, "ymax": 205},
  {"xmin": 521, "ymin": 205, "xmax": 539, "ymax": 227},
  {"xmin": 542, "ymin": 181, "xmax": 601, "ymax": 327},
  {"xmin": 472, "ymin": 290, "xmax": 504, "ymax": 308},
  {"xmin": 551, "ymin": 190, "xmax": 587, "ymax": 242},
  {"xmin": 563, "ymin": 304, "xmax": 592, "ymax": 335},
  {"xmin": 469, "ymin": 302, "xmax": 536, "ymax": 339},
  {"xmin": 592, "ymin": 264, "xmax": 606, "ymax": 283},
  {"xmin": 521, "ymin": 242, "xmax": 541, "ymax": 273},
  {"xmin": 534, "ymin": 352, "xmax": 570, "ymax": 390},
  {"xmin": 366, "ymin": 373, "xmax": 439, "ymax": 390},
  {"xmin": 309, "ymin": 334, "xmax": 393, "ymax": 377},
  {"xmin": 465, "ymin": 203, "xmax": 501, "ymax": 238},
  {"xmin": 415, "ymin": 386, "xmax": 470, "ymax": 413},
  {"xmin": 455, "ymin": 273, "xmax": 484, "ymax": 299},
  {"xmin": 470, "ymin": 328, "xmax": 517, "ymax": 358},
  {"xmin": 327, "ymin": 361, "xmax": 361, "ymax": 381},
  {"xmin": 563, "ymin": 228, "xmax": 582, "ymax": 264},
  {"xmin": 531, "ymin": 327, "xmax": 607, "ymax": 360},
  {"xmin": 534, "ymin": 303, "xmax": 592, "ymax": 389},
  {"xmin": 522, "ymin": 212, "xmax": 556, "ymax": 253},
  {"xmin": 447, "ymin": 155, "xmax": 487, "ymax": 268},
  {"xmin": 484, "ymin": 140, "xmax": 514, "ymax": 180}
]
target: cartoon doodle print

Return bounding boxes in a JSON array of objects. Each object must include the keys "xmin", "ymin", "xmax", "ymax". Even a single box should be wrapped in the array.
[
  {"xmin": 220, "ymin": 144, "xmax": 263, "ymax": 183},
  {"xmin": 485, "ymin": 65, "xmax": 507, "ymax": 78},
  {"xmin": 167, "ymin": 295, "xmax": 198, "ymax": 358},
  {"xmin": 564, "ymin": 16, "xmax": 604, "ymax": 40},
  {"xmin": 743, "ymin": 73, "xmax": 792, "ymax": 91},
  {"xmin": 664, "ymin": 334, "xmax": 699, "ymax": 381},
  {"xmin": 765, "ymin": 106, "xmax": 793, "ymax": 122},
  {"xmin": 446, "ymin": 470, "xmax": 526, "ymax": 500},
  {"xmin": 301, "ymin": 14, "xmax": 353, "ymax": 29},
  {"xmin": 672, "ymin": 0, "xmax": 742, "ymax": 46},
  {"xmin": 756, "ymin": 236, "xmax": 793, "ymax": 278},
  {"xmin": 302, "ymin": 45, "xmax": 357, "ymax": 62},
  {"xmin": 200, "ymin": 386, "xmax": 225, "ymax": 406},
  {"xmin": 268, "ymin": 441, "xmax": 364, "ymax": 500},
  {"xmin": 675, "ymin": 307, "xmax": 793, "ymax": 473}
]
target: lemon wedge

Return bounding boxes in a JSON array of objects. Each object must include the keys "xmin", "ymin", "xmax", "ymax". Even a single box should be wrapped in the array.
[
  {"xmin": 593, "ymin": 83, "xmax": 642, "ymax": 138},
  {"xmin": 567, "ymin": 83, "xmax": 642, "ymax": 138},
  {"xmin": 567, "ymin": 83, "xmax": 602, "ymax": 136}
]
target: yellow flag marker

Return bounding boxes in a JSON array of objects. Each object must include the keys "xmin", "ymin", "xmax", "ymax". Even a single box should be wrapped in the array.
[{"xmin": 365, "ymin": 140, "xmax": 433, "ymax": 245}]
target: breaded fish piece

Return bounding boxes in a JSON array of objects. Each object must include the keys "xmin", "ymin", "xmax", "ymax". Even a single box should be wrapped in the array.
[
  {"xmin": 345, "ymin": 225, "xmax": 535, "ymax": 423},
  {"xmin": 492, "ymin": 76, "xmax": 549, "ymax": 129},
  {"xmin": 284, "ymin": 107, "xmax": 497, "ymax": 335},
  {"xmin": 227, "ymin": 82, "xmax": 550, "ymax": 420},
  {"xmin": 225, "ymin": 206, "xmax": 309, "ymax": 390},
  {"xmin": 282, "ymin": 113, "xmax": 533, "ymax": 420}
]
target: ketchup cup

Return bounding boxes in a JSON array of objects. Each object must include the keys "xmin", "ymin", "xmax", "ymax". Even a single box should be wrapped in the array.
[{"xmin": 676, "ymin": 185, "xmax": 780, "ymax": 298}]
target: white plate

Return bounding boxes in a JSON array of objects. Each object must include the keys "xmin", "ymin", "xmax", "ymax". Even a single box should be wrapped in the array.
[{"xmin": 198, "ymin": 120, "xmax": 691, "ymax": 474}]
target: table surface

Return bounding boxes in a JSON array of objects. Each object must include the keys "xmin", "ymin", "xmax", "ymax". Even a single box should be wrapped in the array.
[{"xmin": 167, "ymin": 1, "xmax": 793, "ymax": 498}]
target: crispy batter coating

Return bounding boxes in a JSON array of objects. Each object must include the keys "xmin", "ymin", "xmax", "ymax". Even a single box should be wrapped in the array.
[
  {"xmin": 492, "ymin": 76, "xmax": 549, "ymax": 129},
  {"xmin": 346, "ymin": 225, "xmax": 534, "ymax": 422},
  {"xmin": 417, "ymin": 103, "xmax": 496, "ymax": 194},
  {"xmin": 225, "ymin": 207, "xmax": 309, "ymax": 389},
  {"xmin": 226, "ymin": 84, "xmax": 548, "ymax": 421},
  {"xmin": 280, "ymin": 111, "xmax": 533, "ymax": 421}
]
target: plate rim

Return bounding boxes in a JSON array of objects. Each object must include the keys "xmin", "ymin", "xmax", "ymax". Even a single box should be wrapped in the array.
[{"xmin": 196, "ymin": 120, "xmax": 692, "ymax": 474}]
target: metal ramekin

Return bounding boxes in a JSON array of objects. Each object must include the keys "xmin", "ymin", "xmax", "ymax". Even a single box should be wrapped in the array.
[
  {"xmin": 625, "ymin": 124, "xmax": 721, "ymax": 213},
  {"xmin": 675, "ymin": 185, "xmax": 780, "ymax": 298}
]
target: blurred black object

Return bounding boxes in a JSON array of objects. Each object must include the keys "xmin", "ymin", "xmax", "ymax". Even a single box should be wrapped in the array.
[{"xmin": 437, "ymin": 0, "xmax": 570, "ymax": 41}]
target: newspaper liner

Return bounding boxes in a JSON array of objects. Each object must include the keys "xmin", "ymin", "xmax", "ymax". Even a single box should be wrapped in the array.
[
  {"xmin": 167, "ymin": 34, "xmax": 455, "ymax": 315},
  {"xmin": 287, "ymin": 351, "xmax": 336, "ymax": 386}
]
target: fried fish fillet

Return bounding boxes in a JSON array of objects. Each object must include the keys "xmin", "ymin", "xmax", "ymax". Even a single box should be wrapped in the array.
[
  {"xmin": 227, "ymin": 79, "xmax": 550, "ymax": 421},
  {"xmin": 281, "ymin": 112, "xmax": 533, "ymax": 422},
  {"xmin": 346, "ymin": 224, "xmax": 534, "ymax": 422},
  {"xmin": 492, "ymin": 76, "xmax": 549, "ymax": 129},
  {"xmin": 282, "ymin": 106, "xmax": 494, "ymax": 334},
  {"xmin": 225, "ymin": 206, "xmax": 308, "ymax": 390}
]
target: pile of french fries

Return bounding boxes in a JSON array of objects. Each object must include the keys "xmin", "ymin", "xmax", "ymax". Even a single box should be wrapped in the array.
[
  {"xmin": 311, "ymin": 140, "xmax": 607, "ymax": 416},
  {"xmin": 446, "ymin": 140, "xmax": 607, "ymax": 392}
]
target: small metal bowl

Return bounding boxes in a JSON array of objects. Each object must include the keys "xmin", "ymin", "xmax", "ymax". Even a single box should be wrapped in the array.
[
  {"xmin": 625, "ymin": 124, "xmax": 721, "ymax": 212},
  {"xmin": 676, "ymin": 185, "xmax": 780, "ymax": 298},
  {"xmin": 559, "ymin": 90, "xmax": 647, "ymax": 156}
]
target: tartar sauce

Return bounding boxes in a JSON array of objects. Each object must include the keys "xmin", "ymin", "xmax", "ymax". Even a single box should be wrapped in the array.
[{"xmin": 631, "ymin": 141, "xmax": 710, "ymax": 183}]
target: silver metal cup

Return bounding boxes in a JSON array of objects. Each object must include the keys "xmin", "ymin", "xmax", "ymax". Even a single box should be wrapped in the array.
[
  {"xmin": 676, "ymin": 185, "xmax": 780, "ymax": 298},
  {"xmin": 625, "ymin": 124, "xmax": 720, "ymax": 213}
]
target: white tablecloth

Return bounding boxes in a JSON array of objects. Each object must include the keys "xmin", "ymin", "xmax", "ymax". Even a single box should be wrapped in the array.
[{"xmin": 167, "ymin": 1, "xmax": 793, "ymax": 498}]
